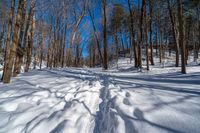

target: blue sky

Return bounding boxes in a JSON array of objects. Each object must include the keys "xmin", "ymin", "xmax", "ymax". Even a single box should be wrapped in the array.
[
  {"xmin": 80, "ymin": 0, "xmax": 140, "ymax": 58},
  {"xmin": 2, "ymin": 0, "xmax": 140, "ymax": 58}
]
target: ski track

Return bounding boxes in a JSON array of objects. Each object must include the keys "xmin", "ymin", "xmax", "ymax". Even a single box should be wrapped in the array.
[{"xmin": 0, "ymin": 65, "xmax": 200, "ymax": 133}]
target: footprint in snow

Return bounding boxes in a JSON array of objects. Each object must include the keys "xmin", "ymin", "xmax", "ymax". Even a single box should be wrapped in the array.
[
  {"xmin": 126, "ymin": 92, "xmax": 131, "ymax": 97},
  {"xmin": 123, "ymin": 98, "xmax": 131, "ymax": 106},
  {"xmin": 133, "ymin": 108, "xmax": 144, "ymax": 120}
]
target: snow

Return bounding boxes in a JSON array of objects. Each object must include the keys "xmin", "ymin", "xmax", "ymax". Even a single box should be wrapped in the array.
[
  {"xmin": 0, "ymin": 57, "xmax": 200, "ymax": 133},
  {"xmin": 0, "ymin": 69, "xmax": 101, "ymax": 133}
]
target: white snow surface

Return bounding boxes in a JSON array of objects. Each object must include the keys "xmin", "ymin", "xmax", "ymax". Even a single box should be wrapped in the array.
[{"xmin": 0, "ymin": 58, "xmax": 200, "ymax": 133}]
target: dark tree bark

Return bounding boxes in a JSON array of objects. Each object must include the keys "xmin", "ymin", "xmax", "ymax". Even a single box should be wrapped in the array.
[
  {"xmin": 149, "ymin": 0, "xmax": 154, "ymax": 65},
  {"xmin": 128, "ymin": 0, "xmax": 138, "ymax": 67},
  {"xmin": 145, "ymin": 0, "xmax": 149, "ymax": 70},
  {"xmin": 114, "ymin": 31, "xmax": 118, "ymax": 68},
  {"xmin": 177, "ymin": 0, "xmax": 186, "ymax": 74},
  {"xmin": 167, "ymin": 0, "xmax": 179, "ymax": 67},
  {"xmin": 102, "ymin": 0, "xmax": 108, "ymax": 70},
  {"xmin": 138, "ymin": 0, "xmax": 146, "ymax": 69}
]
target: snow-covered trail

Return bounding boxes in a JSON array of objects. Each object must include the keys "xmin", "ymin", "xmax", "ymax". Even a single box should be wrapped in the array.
[
  {"xmin": 106, "ymin": 71, "xmax": 200, "ymax": 133},
  {"xmin": 0, "ymin": 66, "xmax": 200, "ymax": 133},
  {"xmin": 0, "ymin": 69, "xmax": 102, "ymax": 133}
]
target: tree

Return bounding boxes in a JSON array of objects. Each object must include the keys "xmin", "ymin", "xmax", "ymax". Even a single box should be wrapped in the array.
[
  {"xmin": 88, "ymin": 0, "xmax": 103, "ymax": 65},
  {"xmin": 2, "ymin": 0, "xmax": 15, "ymax": 81},
  {"xmin": 138, "ymin": 0, "xmax": 146, "ymax": 69},
  {"xmin": 149, "ymin": 0, "xmax": 154, "ymax": 65},
  {"xmin": 177, "ymin": 0, "xmax": 186, "ymax": 74},
  {"xmin": 66, "ymin": 0, "xmax": 87, "ymax": 66},
  {"xmin": 128, "ymin": 0, "xmax": 138, "ymax": 67},
  {"xmin": 145, "ymin": 0, "xmax": 149, "ymax": 70},
  {"xmin": 25, "ymin": 0, "xmax": 36, "ymax": 72},
  {"xmin": 13, "ymin": 0, "xmax": 27, "ymax": 76},
  {"xmin": 167, "ymin": 0, "xmax": 180, "ymax": 67},
  {"xmin": 102, "ymin": 0, "xmax": 108, "ymax": 70},
  {"xmin": 110, "ymin": 4, "xmax": 124, "ymax": 68},
  {"xmin": 3, "ymin": 0, "xmax": 25, "ymax": 83}
]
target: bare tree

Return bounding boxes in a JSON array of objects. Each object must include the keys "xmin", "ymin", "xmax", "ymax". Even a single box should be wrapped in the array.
[
  {"xmin": 177, "ymin": 0, "xmax": 186, "ymax": 74},
  {"xmin": 102, "ymin": 0, "xmax": 108, "ymax": 70},
  {"xmin": 88, "ymin": 0, "xmax": 103, "ymax": 65},
  {"xmin": 2, "ymin": 0, "xmax": 15, "ymax": 81},
  {"xmin": 138, "ymin": 0, "xmax": 146, "ymax": 69},
  {"xmin": 149, "ymin": 0, "xmax": 154, "ymax": 65},
  {"xmin": 3, "ymin": 0, "xmax": 25, "ymax": 83},
  {"xmin": 13, "ymin": 0, "xmax": 27, "ymax": 76},
  {"xmin": 167, "ymin": 0, "xmax": 179, "ymax": 67},
  {"xmin": 128, "ymin": 0, "xmax": 138, "ymax": 67},
  {"xmin": 66, "ymin": 0, "xmax": 87, "ymax": 66},
  {"xmin": 144, "ymin": 0, "xmax": 149, "ymax": 70},
  {"xmin": 25, "ymin": 0, "xmax": 36, "ymax": 72}
]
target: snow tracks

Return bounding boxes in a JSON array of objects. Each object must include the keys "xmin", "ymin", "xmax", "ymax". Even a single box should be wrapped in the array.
[
  {"xmin": 0, "ymin": 69, "xmax": 102, "ymax": 133},
  {"xmin": 93, "ymin": 75, "xmax": 116, "ymax": 133},
  {"xmin": 1, "ymin": 68, "xmax": 200, "ymax": 133}
]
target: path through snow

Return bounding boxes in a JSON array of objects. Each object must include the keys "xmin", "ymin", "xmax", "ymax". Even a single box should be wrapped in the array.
[{"xmin": 0, "ymin": 65, "xmax": 200, "ymax": 133}]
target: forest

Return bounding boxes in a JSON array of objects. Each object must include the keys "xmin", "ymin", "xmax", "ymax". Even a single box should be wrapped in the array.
[
  {"xmin": 0, "ymin": 0, "xmax": 200, "ymax": 133},
  {"xmin": 0, "ymin": 0, "xmax": 199, "ymax": 83}
]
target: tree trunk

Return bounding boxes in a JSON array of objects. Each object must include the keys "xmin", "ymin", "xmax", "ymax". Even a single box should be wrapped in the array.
[
  {"xmin": 88, "ymin": 3, "xmax": 103, "ymax": 64},
  {"xmin": 158, "ymin": 11, "xmax": 162, "ymax": 64},
  {"xmin": 66, "ymin": 9, "xmax": 85, "ymax": 67},
  {"xmin": 102, "ymin": 0, "xmax": 108, "ymax": 70},
  {"xmin": 130, "ymin": 36, "xmax": 133, "ymax": 63},
  {"xmin": 47, "ymin": 32, "xmax": 52, "ymax": 68},
  {"xmin": 92, "ymin": 44, "xmax": 96, "ymax": 67},
  {"xmin": 61, "ymin": 28, "xmax": 66, "ymax": 68},
  {"xmin": 2, "ymin": 0, "xmax": 15, "ymax": 81},
  {"xmin": 3, "ymin": 0, "xmax": 24, "ymax": 83},
  {"xmin": 145, "ymin": 0, "xmax": 149, "ymax": 70},
  {"xmin": 167, "ymin": 0, "xmax": 179, "ymax": 67},
  {"xmin": 149, "ymin": 0, "xmax": 154, "ymax": 65},
  {"xmin": 25, "ymin": 12, "xmax": 35, "ymax": 72},
  {"xmin": 33, "ymin": 45, "xmax": 37, "ymax": 69},
  {"xmin": 114, "ymin": 31, "xmax": 118, "ymax": 68},
  {"xmin": 159, "ymin": 32, "xmax": 162, "ymax": 63},
  {"xmin": 156, "ymin": 28, "xmax": 158, "ymax": 56},
  {"xmin": 177, "ymin": 0, "xmax": 186, "ymax": 74},
  {"xmin": 121, "ymin": 33, "xmax": 125, "ymax": 53},
  {"xmin": 138, "ymin": 0, "xmax": 146, "ymax": 69},
  {"xmin": 128, "ymin": 0, "xmax": 138, "ymax": 67},
  {"xmin": 13, "ymin": 0, "xmax": 27, "ymax": 76},
  {"xmin": 40, "ymin": 32, "xmax": 45, "ymax": 69}
]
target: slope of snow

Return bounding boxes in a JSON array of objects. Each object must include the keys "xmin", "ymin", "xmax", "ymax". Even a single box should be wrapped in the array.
[
  {"xmin": 0, "ymin": 56, "xmax": 200, "ymax": 133},
  {"xmin": 0, "ymin": 69, "xmax": 102, "ymax": 133},
  {"xmin": 107, "ymin": 67, "xmax": 200, "ymax": 133}
]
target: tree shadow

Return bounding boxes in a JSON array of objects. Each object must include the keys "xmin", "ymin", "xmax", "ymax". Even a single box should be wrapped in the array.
[
  {"xmin": 50, "ymin": 119, "xmax": 68, "ymax": 133},
  {"xmin": 0, "ymin": 69, "xmax": 101, "ymax": 133}
]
